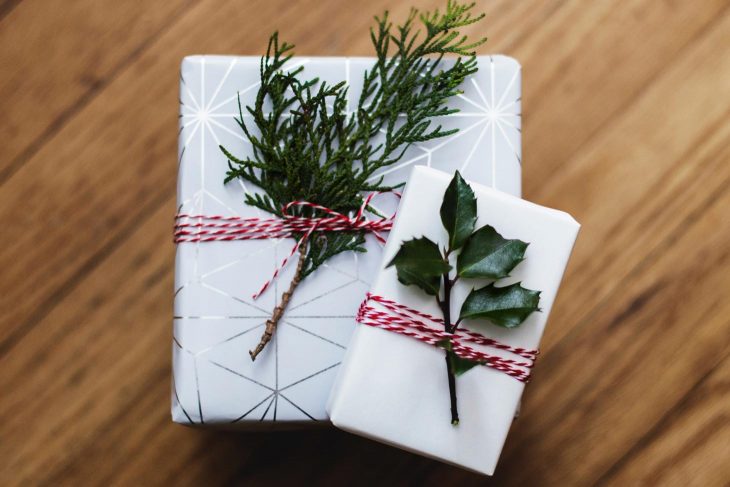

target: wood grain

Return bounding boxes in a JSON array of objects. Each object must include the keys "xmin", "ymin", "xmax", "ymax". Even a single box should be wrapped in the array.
[
  {"xmin": 0, "ymin": 0, "xmax": 193, "ymax": 181},
  {"xmin": 1, "ymin": 1, "xmax": 728, "ymax": 485}
]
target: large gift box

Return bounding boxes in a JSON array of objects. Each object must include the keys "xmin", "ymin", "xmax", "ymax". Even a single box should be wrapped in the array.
[
  {"xmin": 173, "ymin": 55, "xmax": 522, "ymax": 425},
  {"xmin": 327, "ymin": 166, "xmax": 579, "ymax": 474}
]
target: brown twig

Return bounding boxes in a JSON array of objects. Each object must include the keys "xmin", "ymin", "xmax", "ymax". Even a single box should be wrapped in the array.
[{"xmin": 249, "ymin": 242, "xmax": 308, "ymax": 361}]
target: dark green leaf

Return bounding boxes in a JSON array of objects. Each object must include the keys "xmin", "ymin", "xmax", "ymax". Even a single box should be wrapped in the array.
[
  {"xmin": 436, "ymin": 339, "xmax": 483, "ymax": 376},
  {"xmin": 459, "ymin": 282, "xmax": 540, "ymax": 328},
  {"xmin": 386, "ymin": 237, "xmax": 450, "ymax": 295},
  {"xmin": 448, "ymin": 351, "xmax": 483, "ymax": 376},
  {"xmin": 457, "ymin": 225, "xmax": 528, "ymax": 279},
  {"xmin": 440, "ymin": 171, "xmax": 477, "ymax": 251}
]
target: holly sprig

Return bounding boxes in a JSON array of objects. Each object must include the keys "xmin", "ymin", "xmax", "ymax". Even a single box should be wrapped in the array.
[{"xmin": 387, "ymin": 171, "xmax": 541, "ymax": 424}]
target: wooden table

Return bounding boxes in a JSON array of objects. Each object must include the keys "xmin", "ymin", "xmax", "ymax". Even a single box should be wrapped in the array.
[{"xmin": 1, "ymin": 0, "xmax": 728, "ymax": 485}]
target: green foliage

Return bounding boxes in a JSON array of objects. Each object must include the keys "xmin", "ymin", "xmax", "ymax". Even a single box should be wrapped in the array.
[
  {"xmin": 440, "ymin": 171, "xmax": 477, "ymax": 251},
  {"xmin": 438, "ymin": 339, "xmax": 483, "ymax": 376},
  {"xmin": 221, "ymin": 1, "xmax": 487, "ymax": 278},
  {"xmin": 390, "ymin": 172, "xmax": 542, "ymax": 375},
  {"xmin": 387, "ymin": 237, "xmax": 450, "ymax": 296},
  {"xmin": 459, "ymin": 282, "xmax": 541, "ymax": 328},
  {"xmin": 457, "ymin": 225, "xmax": 527, "ymax": 279}
]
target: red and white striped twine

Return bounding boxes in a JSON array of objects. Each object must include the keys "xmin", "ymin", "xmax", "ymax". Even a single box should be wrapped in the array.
[
  {"xmin": 356, "ymin": 293, "xmax": 539, "ymax": 383},
  {"xmin": 174, "ymin": 192, "xmax": 398, "ymax": 299}
]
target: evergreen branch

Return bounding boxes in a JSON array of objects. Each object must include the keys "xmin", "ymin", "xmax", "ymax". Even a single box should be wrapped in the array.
[{"xmin": 220, "ymin": 1, "xmax": 487, "ymax": 359}]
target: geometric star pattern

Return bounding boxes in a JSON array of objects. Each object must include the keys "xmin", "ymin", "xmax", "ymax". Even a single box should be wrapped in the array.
[{"xmin": 172, "ymin": 55, "xmax": 522, "ymax": 426}]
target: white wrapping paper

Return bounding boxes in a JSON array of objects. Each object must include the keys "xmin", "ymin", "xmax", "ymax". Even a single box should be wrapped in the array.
[
  {"xmin": 328, "ymin": 166, "xmax": 579, "ymax": 474},
  {"xmin": 173, "ymin": 55, "xmax": 523, "ymax": 425}
]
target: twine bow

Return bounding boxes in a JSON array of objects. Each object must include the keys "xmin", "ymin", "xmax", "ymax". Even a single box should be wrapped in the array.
[{"xmin": 174, "ymin": 192, "xmax": 398, "ymax": 299}]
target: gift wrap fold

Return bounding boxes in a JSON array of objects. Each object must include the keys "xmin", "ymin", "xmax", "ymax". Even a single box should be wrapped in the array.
[
  {"xmin": 173, "ymin": 55, "xmax": 522, "ymax": 426},
  {"xmin": 327, "ymin": 166, "xmax": 580, "ymax": 475}
]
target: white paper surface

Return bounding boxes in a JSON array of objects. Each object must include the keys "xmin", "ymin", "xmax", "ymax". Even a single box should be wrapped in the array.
[
  {"xmin": 173, "ymin": 55, "xmax": 523, "ymax": 425},
  {"xmin": 328, "ymin": 166, "xmax": 579, "ymax": 474}
]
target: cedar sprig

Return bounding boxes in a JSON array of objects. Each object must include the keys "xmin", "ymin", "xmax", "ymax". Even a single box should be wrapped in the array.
[
  {"xmin": 222, "ymin": 1, "xmax": 486, "ymax": 277},
  {"xmin": 221, "ymin": 1, "xmax": 487, "ymax": 359}
]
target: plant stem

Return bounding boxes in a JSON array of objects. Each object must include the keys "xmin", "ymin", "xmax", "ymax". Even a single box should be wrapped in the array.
[
  {"xmin": 249, "ymin": 241, "xmax": 308, "ymax": 361},
  {"xmin": 442, "ymin": 271, "xmax": 454, "ymax": 332},
  {"xmin": 445, "ymin": 352, "xmax": 459, "ymax": 425},
  {"xmin": 440, "ymin": 265, "xmax": 459, "ymax": 425}
]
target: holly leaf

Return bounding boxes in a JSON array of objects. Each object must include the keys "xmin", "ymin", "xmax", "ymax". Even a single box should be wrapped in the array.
[
  {"xmin": 459, "ymin": 282, "xmax": 540, "ymax": 328},
  {"xmin": 440, "ymin": 171, "xmax": 477, "ymax": 251},
  {"xmin": 436, "ymin": 339, "xmax": 483, "ymax": 376},
  {"xmin": 387, "ymin": 237, "xmax": 450, "ymax": 296},
  {"xmin": 457, "ymin": 225, "xmax": 528, "ymax": 279},
  {"xmin": 449, "ymin": 351, "xmax": 483, "ymax": 376}
]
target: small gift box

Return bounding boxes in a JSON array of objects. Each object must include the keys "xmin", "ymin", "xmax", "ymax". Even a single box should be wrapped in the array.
[
  {"xmin": 327, "ymin": 166, "xmax": 579, "ymax": 474},
  {"xmin": 173, "ymin": 55, "xmax": 523, "ymax": 426}
]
